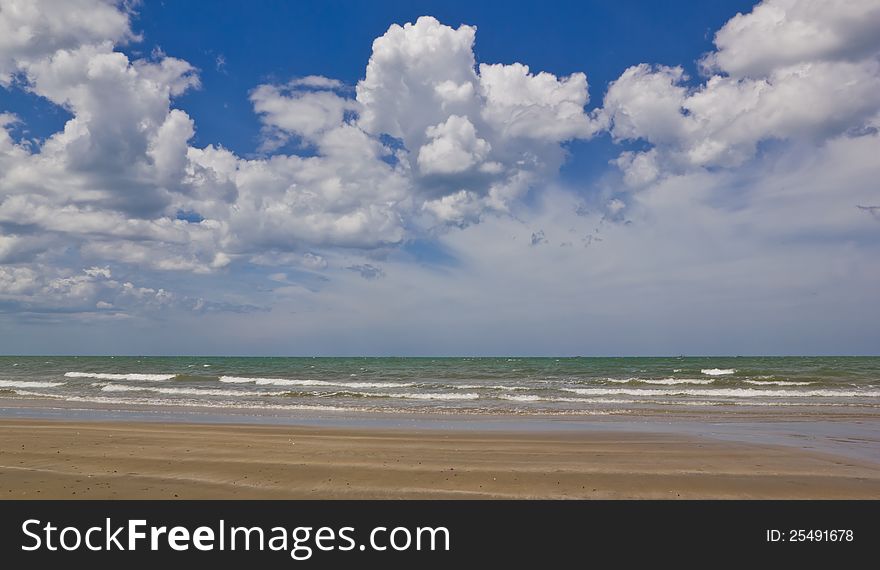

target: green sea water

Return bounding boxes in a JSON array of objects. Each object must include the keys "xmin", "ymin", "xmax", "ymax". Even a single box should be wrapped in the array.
[{"xmin": 1, "ymin": 356, "xmax": 878, "ymax": 416}]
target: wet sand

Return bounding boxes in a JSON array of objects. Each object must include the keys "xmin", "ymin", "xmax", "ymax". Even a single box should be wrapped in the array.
[{"xmin": 2, "ymin": 419, "xmax": 879, "ymax": 499}]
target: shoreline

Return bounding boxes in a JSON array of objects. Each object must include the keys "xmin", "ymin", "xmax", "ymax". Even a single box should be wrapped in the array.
[
  {"xmin": 2, "ymin": 396, "xmax": 880, "ymax": 462},
  {"xmin": 1, "ymin": 399, "xmax": 880, "ymax": 499}
]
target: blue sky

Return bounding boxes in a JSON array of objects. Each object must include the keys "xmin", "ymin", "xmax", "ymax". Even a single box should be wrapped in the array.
[
  {"xmin": 125, "ymin": 1, "xmax": 753, "ymax": 153},
  {"xmin": 0, "ymin": 0, "xmax": 879, "ymax": 355}
]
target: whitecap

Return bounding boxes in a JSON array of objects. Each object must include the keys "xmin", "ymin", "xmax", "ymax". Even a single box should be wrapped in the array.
[
  {"xmin": 218, "ymin": 376, "xmax": 414, "ymax": 389},
  {"xmin": 563, "ymin": 387, "xmax": 879, "ymax": 398},
  {"xmin": 384, "ymin": 392, "xmax": 479, "ymax": 400},
  {"xmin": 100, "ymin": 384, "xmax": 285, "ymax": 397},
  {"xmin": 65, "ymin": 372, "xmax": 176, "ymax": 381},
  {"xmin": 640, "ymin": 378, "xmax": 714, "ymax": 385},
  {"xmin": 605, "ymin": 378, "xmax": 713, "ymax": 385},
  {"xmin": 701, "ymin": 368, "xmax": 736, "ymax": 376},
  {"xmin": 743, "ymin": 380, "xmax": 814, "ymax": 386},
  {"xmin": 498, "ymin": 394, "xmax": 543, "ymax": 402},
  {"xmin": 455, "ymin": 384, "xmax": 531, "ymax": 391},
  {"xmin": 0, "ymin": 380, "xmax": 65, "ymax": 389}
]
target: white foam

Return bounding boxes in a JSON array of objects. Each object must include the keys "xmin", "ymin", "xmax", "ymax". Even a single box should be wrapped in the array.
[
  {"xmin": 6, "ymin": 391, "xmax": 65, "ymax": 399},
  {"xmin": 563, "ymin": 387, "xmax": 880, "ymax": 398},
  {"xmin": 12, "ymin": 391, "xmax": 872, "ymax": 411},
  {"xmin": 0, "ymin": 380, "xmax": 65, "ymax": 388},
  {"xmin": 744, "ymin": 380, "xmax": 814, "ymax": 386},
  {"xmin": 701, "ymin": 368, "xmax": 736, "ymax": 376},
  {"xmin": 605, "ymin": 378, "xmax": 713, "ymax": 385},
  {"xmin": 100, "ymin": 384, "xmax": 285, "ymax": 397},
  {"xmin": 493, "ymin": 394, "xmax": 636, "ymax": 404},
  {"xmin": 65, "ymin": 372, "xmax": 176, "ymax": 381},
  {"xmin": 16, "ymin": 393, "xmax": 358, "ymax": 413},
  {"xmin": 384, "ymin": 392, "xmax": 479, "ymax": 400},
  {"xmin": 218, "ymin": 376, "xmax": 414, "ymax": 389},
  {"xmin": 456, "ymin": 384, "xmax": 531, "ymax": 391},
  {"xmin": 498, "ymin": 394, "xmax": 543, "ymax": 402},
  {"xmin": 642, "ymin": 378, "xmax": 714, "ymax": 385},
  {"xmin": 553, "ymin": 397, "xmax": 643, "ymax": 405}
]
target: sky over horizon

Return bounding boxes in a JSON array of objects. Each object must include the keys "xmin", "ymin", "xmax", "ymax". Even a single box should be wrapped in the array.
[{"xmin": 1, "ymin": 0, "xmax": 879, "ymax": 356}]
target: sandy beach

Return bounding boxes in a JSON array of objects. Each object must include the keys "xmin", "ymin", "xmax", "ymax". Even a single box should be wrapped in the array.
[{"xmin": 2, "ymin": 418, "xmax": 879, "ymax": 499}]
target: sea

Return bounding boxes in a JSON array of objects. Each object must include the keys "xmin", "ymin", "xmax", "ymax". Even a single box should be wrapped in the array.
[{"xmin": 1, "ymin": 356, "xmax": 878, "ymax": 418}]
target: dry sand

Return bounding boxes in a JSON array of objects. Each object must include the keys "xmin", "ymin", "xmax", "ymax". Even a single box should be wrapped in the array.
[{"xmin": 1, "ymin": 419, "xmax": 879, "ymax": 499}]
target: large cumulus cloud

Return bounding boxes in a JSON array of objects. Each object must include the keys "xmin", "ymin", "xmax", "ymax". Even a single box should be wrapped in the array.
[
  {"xmin": 597, "ymin": 0, "xmax": 880, "ymax": 185},
  {"xmin": 0, "ymin": 5, "xmax": 599, "ymax": 315}
]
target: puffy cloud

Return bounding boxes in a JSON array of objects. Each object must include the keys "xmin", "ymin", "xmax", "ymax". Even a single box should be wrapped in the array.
[
  {"xmin": 250, "ymin": 78, "xmax": 359, "ymax": 146},
  {"xmin": 478, "ymin": 62, "xmax": 596, "ymax": 140},
  {"xmin": 613, "ymin": 149, "xmax": 660, "ymax": 187},
  {"xmin": 187, "ymin": 15, "xmax": 599, "ymax": 247},
  {"xmin": 0, "ymin": 1, "xmax": 220, "ymax": 278},
  {"xmin": 421, "ymin": 189, "xmax": 484, "ymax": 226},
  {"xmin": 0, "ymin": 265, "xmax": 39, "ymax": 296},
  {"xmin": 183, "ymin": 127, "xmax": 411, "ymax": 252},
  {"xmin": 288, "ymin": 75, "xmax": 344, "ymax": 89},
  {"xmin": 0, "ymin": 264, "xmax": 161, "ymax": 314},
  {"xmin": 22, "ymin": 43, "xmax": 199, "ymax": 202},
  {"xmin": 417, "ymin": 115, "xmax": 491, "ymax": 174},
  {"xmin": 597, "ymin": 0, "xmax": 880, "ymax": 184},
  {"xmin": 433, "ymin": 79, "xmax": 474, "ymax": 106},
  {"xmin": 356, "ymin": 16, "xmax": 480, "ymax": 142},
  {"xmin": 702, "ymin": 0, "xmax": 880, "ymax": 77},
  {"xmin": 0, "ymin": 43, "xmax": 201, "ymax": 247},
  {"xmin": 2, "ymin": 7, "xmax": 599, "ymax": 298},
  {"xmin": 0, "ymin": 0, "xmax": 134, "ymax": 85},
  {"xmin": 351, "ymin": 16, "xmax": 596, "ymax": 221},
  {"xmin": 0, "ymin": 263, "xmax": 261, "ymax": 316}
]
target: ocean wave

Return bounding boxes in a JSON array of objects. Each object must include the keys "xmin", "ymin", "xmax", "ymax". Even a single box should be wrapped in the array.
[
  {"xmin": 99, "ymin": 384, "xmax": 286, "ymax": 397},
  {"xmin": 15, "ymin": 393, "xmax": 359, "ymax": 413},
  {"xmin": 218, "ymin": 376, "xmax": 414, "ymax": 389},
  {"xmin": 384, "ymin": 392, "xmax": 479, "ymax": 400},
  {"xmin": 497, "ymin": 394, "xmax": 543, "ymax": 402},
  {"xmin": 743, "ymin": 380, "xmax": 814, "ymax": 386},
  {"xmin": 605, "ymin": 378, "xmax": 713, "ymax": 385},
  {"xmin": 642, "ymin": 378, "xmax": 714, "ymax": 385},
  {"xmin": 278, "ymin": 390, "xmax": 481, "ymax": 401},
  {"xmin": 455, "ymin": 384, "xmax": 532, "ymax": 391},
  {"xmin": 563, "ymin": 387, "xmax": 880, "ymax": 398},
  {"xmin": 65, "ymin": 372, "xmax": 176, "ymax": 381},
  {"xmin": 0, "ymin": 379, "xmax": 65, "ymax": 388},
  {"xmin": 8, "ymin": 389, "xmax": 876, "ymax": 415},
  {"xmin": 96, "ymin": 382, "xmax": 476, "ymax": 401},
  {"xmin": 701, "ymin": 368, "xmax": 736, "ymax": 376},
  {"xmin": 496, "ymin": 394, "xmax": 639, "ymax": 405}
]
